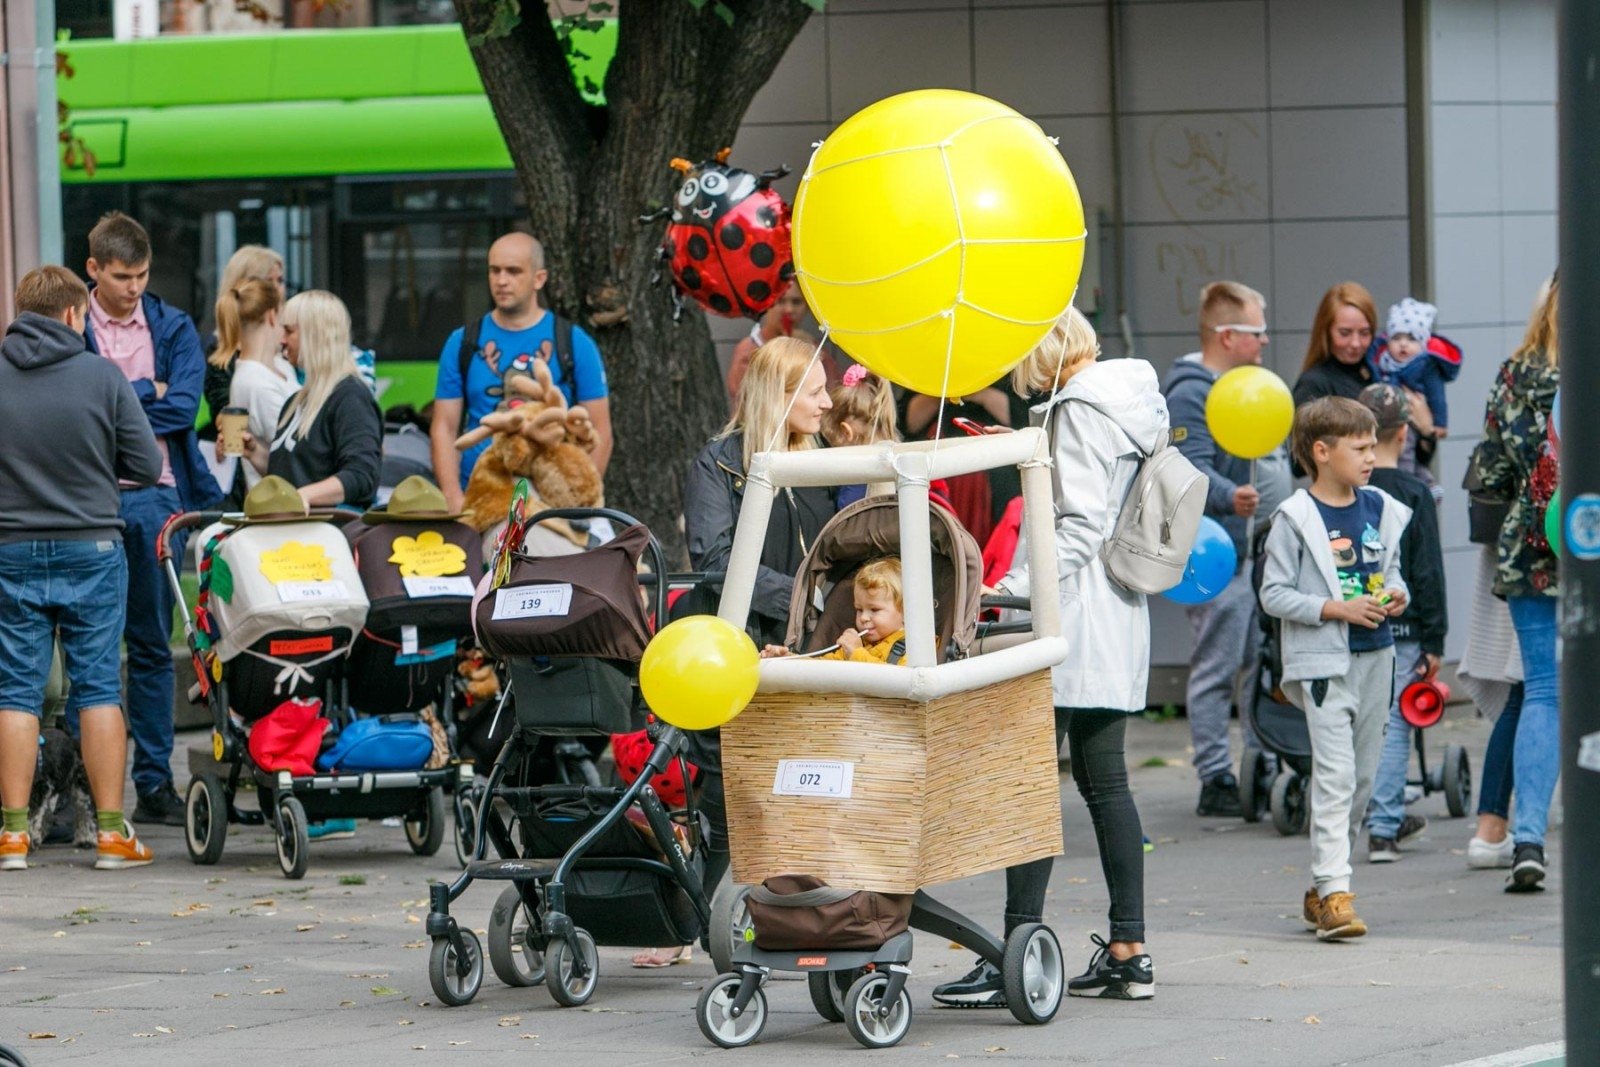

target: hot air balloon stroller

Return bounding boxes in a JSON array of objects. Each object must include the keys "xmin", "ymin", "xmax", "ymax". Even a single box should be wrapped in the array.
[
  {"xmin": 423, "ymin": 507, "xmax": 711, "ymax": 1009},
  {"xmin": 160, "ymin": 507, "xmax": 462, "ymax": 879},
  {"xmin": 695, "ymin": 428, "xmax": 1069, "ymax": 1050}
]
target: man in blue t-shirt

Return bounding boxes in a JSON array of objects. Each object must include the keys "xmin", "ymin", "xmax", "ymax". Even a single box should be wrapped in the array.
[{"xmin": 429, "ymin": 232, "xmax": 611, "ymax": 510}]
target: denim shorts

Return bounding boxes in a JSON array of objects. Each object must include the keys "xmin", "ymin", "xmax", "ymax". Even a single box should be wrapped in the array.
[{"xmin": 0, "ymin": 539, "xmax": 128, "ymax": 715}]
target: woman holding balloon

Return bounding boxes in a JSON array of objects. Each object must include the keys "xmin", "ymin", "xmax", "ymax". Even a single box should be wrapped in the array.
[{"xmin": 935, "ymin": 307, "xmax": 1165, "ymax": 1006}]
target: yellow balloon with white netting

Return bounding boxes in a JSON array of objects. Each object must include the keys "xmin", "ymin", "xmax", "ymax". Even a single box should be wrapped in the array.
[{"xmin": 793, "ymin": 89, "xmax": 1085, "ymax": 399}]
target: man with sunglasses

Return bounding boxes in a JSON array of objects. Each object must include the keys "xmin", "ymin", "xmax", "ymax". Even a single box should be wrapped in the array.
[{"xmin": 1161, "ymin": 281, "xmax": 1294, "ymax": 817}]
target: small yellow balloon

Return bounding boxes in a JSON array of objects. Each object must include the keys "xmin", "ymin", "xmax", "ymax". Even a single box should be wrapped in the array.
[
  {"xmin": 793, "ymin": 89, "xmax": 1085, "ymax": 398},
  {"xmin": 1205, "ymin": 366, "xmax": 1294, "ymax": 460},
  {"xmin": 639, "ymin": 616, "xmax": 761, "ymax": 732}
]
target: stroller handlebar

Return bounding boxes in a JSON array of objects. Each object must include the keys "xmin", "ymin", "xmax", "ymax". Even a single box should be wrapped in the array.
[
  {"xmin": 523, "ymin": 506, "xmax": 670, "ymax": 625},
  {"xmin": 980, "ymin": 595, "xmax": 1030, "ymax": 612},
  {"xmin": 156, "ymin": 508, "xmax": 358, "ymax": 562}
]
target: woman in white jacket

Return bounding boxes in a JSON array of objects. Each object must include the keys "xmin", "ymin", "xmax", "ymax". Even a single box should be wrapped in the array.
[{"xmin": 934, "ymin": 308, "xmax": 1164, "ymax": 1008}]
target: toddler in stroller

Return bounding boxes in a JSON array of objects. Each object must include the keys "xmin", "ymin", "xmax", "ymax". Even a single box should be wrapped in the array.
[
  {"xmin": 423, "ymin": 506, "xmax": 711, "ymax": 1010},
  {"xmin": 163, "ymin": 476, "xmax": 464, "ymax": 879}
]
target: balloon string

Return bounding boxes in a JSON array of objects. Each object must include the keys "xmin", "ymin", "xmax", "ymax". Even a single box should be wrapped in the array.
[
  {"xmin": 765, "ymin": 327, "xmax": 830, "ymax": 456},
  {"xmin": 1245, "ymin": 457, "xmax": 1258, "ymax": 560}
]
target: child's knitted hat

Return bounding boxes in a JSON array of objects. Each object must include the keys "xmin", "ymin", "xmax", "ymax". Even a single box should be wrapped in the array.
[{"xmin": 1386, "ymin": 297, "xmax": 1437, "ymax": 342}]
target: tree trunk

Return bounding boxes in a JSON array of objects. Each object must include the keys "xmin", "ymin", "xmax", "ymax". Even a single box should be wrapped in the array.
[{"xmin": 454, "ymin": 0, "xmax": 814, "ymax": 560}]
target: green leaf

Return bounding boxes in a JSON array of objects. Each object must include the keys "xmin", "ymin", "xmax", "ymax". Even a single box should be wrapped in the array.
[
  {"xmin": 713, "ymin": 2, "xmax": 734, "ymax": 26},
  {"xmin": 468, "ymin": 0, "xmax": 522, "ymax": 46}
]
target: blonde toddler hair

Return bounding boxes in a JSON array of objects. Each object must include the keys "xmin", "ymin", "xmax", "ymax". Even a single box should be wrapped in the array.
[{"xmin": 855, "ymin": 556, "xmax": 903, "ymax": 610}]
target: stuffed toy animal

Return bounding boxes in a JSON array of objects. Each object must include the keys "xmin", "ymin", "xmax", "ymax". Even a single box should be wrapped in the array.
[
  {"xmin": 456, "ymin": 359, "xmax": 603, "ymax": 534},
  {"xmin": 457, "ymin": 650, "xmax": 501, "ymax": 704}
]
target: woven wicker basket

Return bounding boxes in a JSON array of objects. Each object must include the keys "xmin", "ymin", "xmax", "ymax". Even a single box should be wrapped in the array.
[{"xmin": 722, "ymin": 669, "xmax": 1062, "ymax": 893}]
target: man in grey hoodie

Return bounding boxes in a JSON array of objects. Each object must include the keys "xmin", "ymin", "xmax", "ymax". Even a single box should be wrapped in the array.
[
  {"xmin": 0, "ymin": 266, "xmax": 163, "ymax": 874},
  {"xmin": 1161, "ymin": 282, "xmax": 1293, "ymax": 816}
]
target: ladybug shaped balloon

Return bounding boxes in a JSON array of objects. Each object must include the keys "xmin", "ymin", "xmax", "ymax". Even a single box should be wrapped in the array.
[{"xmin": 648, "ymin": 150, "xmax": 794, "ymax": 319}]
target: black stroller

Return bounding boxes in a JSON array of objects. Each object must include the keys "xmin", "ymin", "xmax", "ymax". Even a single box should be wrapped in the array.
[
  {"xmin": 160, "ymin": 510, "xmax": 464, "ymax": 879},
  {"xmin": 424, "ymin": 508, "xmax": 710, "ymax": 1009}
]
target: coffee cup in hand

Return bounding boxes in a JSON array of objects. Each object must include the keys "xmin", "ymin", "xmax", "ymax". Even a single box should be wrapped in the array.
[{"xmin": 217, "ymin": 407, "xmax": 250, "ymax": 455}]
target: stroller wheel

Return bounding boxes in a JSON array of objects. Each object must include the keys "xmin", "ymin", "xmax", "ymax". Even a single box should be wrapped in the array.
[
  {"xmin": 1239, "ymin": 746, "xmax": 1271, "ymax": 824},
  {"xmin": 488, "ymin": 885, "xmax": 545, "ymax": 987},
  {"xmin": 275, "ymin": 796, "xmax": 308, "ymax": 880},
  {"xmin": 807, "ymin": 970, "xmax": 855, "ymax": 1023},
  {"xmin": 428, "ymin": 928, "xmax": 484, "ymax": 1007},
  {"xmin": 843, "ymin": 971, "xmax": 913, "ymax": 1049},
  {"xmin": 545, "ymin": 927, "xmax": 599, "ymax": 1007},
  {"xmin": 697, "ymin": 973, "xmax": 767, "ymax": 1049},
  {"xmin": 453, "ymin": 792, "xmax": 480, "ymax": 868},
  {"xmin": 405, "ymin": 787, "xmax": 446, "ymax": 857},
  {"xmin": 1002, "ymin": 923, "xmax": 1064, "ymax": 1025},
  {"xmin": 708, "ymin": 876, "xmax": 754, "ymax": 975},
  {"xmin": 1443, "ymin": 744, "xmax": 1472, "ymax": 818},
  {"xmin": 1270, "ymin": 771, "xmax": 1309, "ymax": 837},
  {"xmin": 185, "ymin": 773, "xmax": 229, "ymax": 865},
  {"xmin": 0, "ymin": 1041, "xmax": 32, "ymax": 1067}
]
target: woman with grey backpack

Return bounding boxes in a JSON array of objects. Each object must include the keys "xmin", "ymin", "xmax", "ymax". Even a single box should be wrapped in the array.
[{"xmin": 933, "ymin": 306, "xmax": 1171, "ymax": 1008}]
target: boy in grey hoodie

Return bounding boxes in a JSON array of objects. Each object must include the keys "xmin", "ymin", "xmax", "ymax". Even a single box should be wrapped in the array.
[{"xmin": 1258, "ymin": 397, "xmax": 1411, "ymax": 941}]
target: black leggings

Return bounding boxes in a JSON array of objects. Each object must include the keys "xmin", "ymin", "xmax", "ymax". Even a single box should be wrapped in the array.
[{"xmin": 1005, "ymin": 709, "xmax": 1145, "ymax": 944}]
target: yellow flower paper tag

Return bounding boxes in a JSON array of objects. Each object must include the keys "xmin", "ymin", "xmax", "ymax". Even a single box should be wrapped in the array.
[
  {"xmin": 259, "ymin": 541, "xmax": 333, "ymax": 584},
  {"xmin": 389, "ymin": 531, "xmax": 468, "ymax": 578}
]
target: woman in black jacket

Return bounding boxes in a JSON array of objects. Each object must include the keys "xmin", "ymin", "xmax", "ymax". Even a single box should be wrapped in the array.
[
  {"xmin": 239, "ymin": 290, "xmax": 382, "ymax": 511},
  {"xmin": 1292, "ymin": 281, "xmax": 1380, "ymax": 407},
  {"xmin": 654, "ymin": 336, "xmax": 835, "ymax": 964}
]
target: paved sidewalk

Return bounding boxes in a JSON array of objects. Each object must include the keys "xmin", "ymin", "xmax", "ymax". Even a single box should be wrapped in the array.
[{"xmin": 0, "ymin": 711, "xmax": 1563, "ymax": 1065}]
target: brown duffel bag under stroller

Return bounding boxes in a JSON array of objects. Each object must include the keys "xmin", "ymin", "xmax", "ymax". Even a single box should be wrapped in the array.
[{"xmin": 745, "ymin": 874, "xmax": 913, "ymax": 951}]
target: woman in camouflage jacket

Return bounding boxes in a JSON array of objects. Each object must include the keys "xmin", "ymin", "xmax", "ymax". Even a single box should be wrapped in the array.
[{"xmin": 1467, "ymin": 274, "xmax": 1559, "ymax": 891}]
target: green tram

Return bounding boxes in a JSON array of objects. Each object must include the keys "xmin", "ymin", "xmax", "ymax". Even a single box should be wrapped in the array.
[{"xmin": 59, "ymin": 23, "xmax": 615, "ymax": 408}]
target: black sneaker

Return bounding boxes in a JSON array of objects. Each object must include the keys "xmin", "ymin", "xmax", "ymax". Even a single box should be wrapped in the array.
[
  {"xmin": 1368, "ymin": 835, "xmax": 1399, "ymax": 863},
  {"xmin": 931, "ymin": 958, "xmax": 1005, "ymax": 1008},
  {"xmin": 1068, "ymin": 934, "xmax": 1154, "ymax": 1000},
  {"xmin": 1396, "ymin": 813, "xmax": 1428, "ymax": 844},
  {"xmin": 1506, "ymin": 843, "xmax": 1547, "ymax": 893},
  {"xmin": 1196, "ymin": 773, "xmax": 1242, "ymax": 817},
  {"xmin": 134, "ymin": 785, "xmax": 186, "ymax": 827}
]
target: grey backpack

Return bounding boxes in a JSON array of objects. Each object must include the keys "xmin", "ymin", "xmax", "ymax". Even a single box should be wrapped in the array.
[{"xmin": 1058, "ymin": 399, "xmax": 1207, "ymax": 594}]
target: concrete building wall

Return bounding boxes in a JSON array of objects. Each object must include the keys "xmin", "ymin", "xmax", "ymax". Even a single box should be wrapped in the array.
[{"xmin": 1426, "ymin": 0, "xmax": 1558, "ymax": 661}]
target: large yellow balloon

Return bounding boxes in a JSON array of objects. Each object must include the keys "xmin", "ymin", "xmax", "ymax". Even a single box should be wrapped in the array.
[
  {"xmin": 1205, "ymin": 366, "xmax": 1295, "ymax": 460},
  {"xmin": 793, "ymin": 89, "xmax": 1085, "ymax": 398},
  {"xmin": 639, "ymin": 616, "xmax": 761, "ymax": 732}
]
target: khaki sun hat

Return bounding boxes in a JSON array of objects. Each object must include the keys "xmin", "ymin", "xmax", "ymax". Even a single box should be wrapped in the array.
[
  {"xmin": 360, "ymin": 475, "xmax": 466, "ymax": 524},
  {"xmin": 224, "ymin": 474, "xmax": 311, "ymax": 525}
]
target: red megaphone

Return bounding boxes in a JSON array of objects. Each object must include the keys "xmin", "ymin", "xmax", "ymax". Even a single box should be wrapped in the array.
[{"xmin": 1399, "ymin": 680, "xmax": 1450, "ymax": 728}]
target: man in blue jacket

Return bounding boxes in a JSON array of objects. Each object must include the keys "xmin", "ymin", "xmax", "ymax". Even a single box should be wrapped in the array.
[
  {"xmin": 84, "ymin": 212, "xmax": 223, "ymax": 826},
  {"xmin": 1161, "ymin": 281, "xmax": 1293, "ymax": 816}
]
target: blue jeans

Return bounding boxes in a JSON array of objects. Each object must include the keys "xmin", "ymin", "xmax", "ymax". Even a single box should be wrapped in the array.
[
  {"xmin": 1366, "ymin": 640, "xmax": 1421, "ymax": 839},
  {"xmin": 1477, "ymin": 683, "xmax": 1521, "ymax": 819},
  {"xmin": 120, "ymin": 486, "xmax": 184, "ymax": 797},
  {"xmin": 1507, "ymin": 597, "xmax": 1560, "ymax": 847},
  {"xmin": 0, "ymin": 540, "xmax": 127, "ymax": 718}
]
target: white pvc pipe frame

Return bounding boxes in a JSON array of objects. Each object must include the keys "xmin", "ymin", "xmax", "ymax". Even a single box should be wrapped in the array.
[{"xmin": 717, "ymin": 427, "xmax": 1065, "ymax": 703}]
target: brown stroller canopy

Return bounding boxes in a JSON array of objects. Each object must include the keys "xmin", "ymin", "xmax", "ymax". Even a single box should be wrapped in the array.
[
  {"xmin": 476, "ymin": 523, "xmax": 654, "ymax": 663},
  {"xmin": 783, "ymin": 496, "xmax": 982, "ymax": 662}
]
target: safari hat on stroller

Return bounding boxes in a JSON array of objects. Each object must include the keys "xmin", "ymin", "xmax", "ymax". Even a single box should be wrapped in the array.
[
  {"xmin": 224, "ymin": 475, "xmax": 310, "ymax": 525},
  {"xmin": 361, "ymin": 475, "xmax": 466, "ymax": 524}
]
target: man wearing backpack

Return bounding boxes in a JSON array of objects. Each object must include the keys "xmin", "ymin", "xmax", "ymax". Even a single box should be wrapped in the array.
[
  {"xmin": 1161, "ymin": 282, "xmax": 1293, "ymax": 817},
  {"xmin": 429, "ymin": 232, "xmax": 612, "ymax": 511}
]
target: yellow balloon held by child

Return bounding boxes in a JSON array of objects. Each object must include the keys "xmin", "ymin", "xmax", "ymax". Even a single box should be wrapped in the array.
[
  {"xmin": 793, "ymin": 89, "xmax": 1085, "ymax": 398},
  {"xmin": 1205, "ymin": 365, "xmax": 1294, "ymax": 460},
  {"xmin": 639, "ymin": 615, "xmax": 761, "ymax": 732}
]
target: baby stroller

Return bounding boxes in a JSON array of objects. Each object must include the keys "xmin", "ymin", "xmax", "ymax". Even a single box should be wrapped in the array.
[
  {"xmin": 423, "ymin": 507, "xmax": 711, "ymax": 1009},
  {"xmin": 699, "ymin": 495, "xmax": 1065, "ymax": 1049},
  {"xmin": 160, "ymin": 508, "xmax": 465, "ymax": 879}
]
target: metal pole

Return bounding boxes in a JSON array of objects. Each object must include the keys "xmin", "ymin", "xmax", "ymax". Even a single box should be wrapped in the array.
[
  {"xmin": 1557, "ymin": 3, "xmax": 1599, "ymax": 1062},
  {"xmin": 3, "ymin": 0, "xmax": 62, "ymax": 271}
]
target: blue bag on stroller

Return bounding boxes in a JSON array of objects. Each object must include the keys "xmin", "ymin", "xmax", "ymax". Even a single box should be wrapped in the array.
[{"xmin": 317, "ymin": 715, "xmax": 434, "ymax": 772}]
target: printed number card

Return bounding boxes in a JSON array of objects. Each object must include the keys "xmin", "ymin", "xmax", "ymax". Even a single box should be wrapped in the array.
[
  {"xmin": 492, "ymin": 583, "xmax": 573, "ymax": 621},
  {"xmin": 772, "ymin": 760, "xmax": 855, "ymax": 799}
]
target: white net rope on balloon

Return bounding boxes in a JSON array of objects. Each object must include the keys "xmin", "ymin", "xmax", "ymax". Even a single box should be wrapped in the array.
[{"xmin": 796, "ymin": 113, "xmax": 1087, "ymax": 452}]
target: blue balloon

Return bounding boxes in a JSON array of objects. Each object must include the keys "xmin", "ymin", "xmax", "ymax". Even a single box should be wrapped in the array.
[
  {"xmin": 1551, "ymin": 389, "xmax": 1561, "ymax": 442},
  {"xmin": 1162, "ymin": 516, "xmax": 1238, "ymax": 605}
]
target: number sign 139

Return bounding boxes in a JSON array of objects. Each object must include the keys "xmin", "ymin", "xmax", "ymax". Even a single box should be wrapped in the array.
[{"xmin": 492, "ymin": 583, "xmax": 573, "ymax": 621}]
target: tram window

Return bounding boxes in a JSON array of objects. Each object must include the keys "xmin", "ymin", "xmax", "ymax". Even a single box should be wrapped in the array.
[{"xmin": 356, "ymin": 221, "xmax": 492, "ymax": 363}]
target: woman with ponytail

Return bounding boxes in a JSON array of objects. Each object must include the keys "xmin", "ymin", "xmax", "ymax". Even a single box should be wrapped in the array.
[{"xmin": 217, "ymin": 279, "xmax": 295, "ymax": 490}]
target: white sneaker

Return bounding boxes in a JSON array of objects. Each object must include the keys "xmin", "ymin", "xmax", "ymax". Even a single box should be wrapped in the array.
[{"xmin": 1467, "ymin": 835, "xmax": 1514, "ymax": 869}]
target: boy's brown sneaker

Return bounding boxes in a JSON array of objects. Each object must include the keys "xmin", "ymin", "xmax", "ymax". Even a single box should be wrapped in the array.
[
  {"xmin": 94, "ymin": 822, "xmax": 154, "ymax": 870},
  {"xmin": 1301, "ymin": 886, "xmax": 1324, "ymax": 930},
  {"xmin": 1316, "ymin": 892, "xmax": 1367, "ymax": 940}
]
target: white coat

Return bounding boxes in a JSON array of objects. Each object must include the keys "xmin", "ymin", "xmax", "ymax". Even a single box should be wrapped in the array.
[{"xmin": 1001, "ymin": 358, "xmax": 1170, "ymax": 712}]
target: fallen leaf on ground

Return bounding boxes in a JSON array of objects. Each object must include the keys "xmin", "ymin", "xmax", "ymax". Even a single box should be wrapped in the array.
[
  {"xmin": 1249, "ymin": 1017, "xmax": 1272, "ymax": 1022},
  {"xmin": 296, "ymin": 924, "xmax": 317, "ymax": 932},
  {"xmin": 155, "ymin": 1027, "xmax": 173, "ymax": 1034},
  {"xmin": 258, "ymin": 988, "xmax": 286, "ymax": 996},
  {"xmin": 398, "ymin": 1020, "xmax": 413, "ymax": 1026},
  {"xmin": 1367, "ymin": 979, "xmax": 1392, "ymax": 986},
  {"xmin": 498, "ymin": 1016, "xmax": 521, "ymax": 1027},
  {"xmin": 520, "ymin": 1034, "xmax": 538, "ymax": 1040},
  {"xmin": 372, "ymin": 986, "xmax": 402, "ymax": 996},
  {"xmin": 1065, "ymin": 877, "xmax": 1088, "ymax": 884},
  {"xmin": 449, "ymin": 1041, "xmax": 470, "ymax": 1047},
  {"xmin": 28, "ymin": 1033, "xmax": 56, "ymax": 1040},
  {"xmin": 339, "ymin": 1001, "xmax": 355, "ymax": 1007},
  {"xmin": 1303, "ymin": 1015, "xmax": 1321, "ymax": 1025},
  {"xmin": 984, "ymin": 1047, "xmax": 1005, "ymax": 1053},
  {"xmin": 402, "ymin": 940, "xmax": 426, "ymax": 949},
  {"xmin": 213, "ymin": 993, "xmax": 228, "ymax": 999},
  {"xmin": 134, "ymin": 941, "xmax": 152, "ymax": 947},
  {"xmin": 51, "ymin": 931, "xmax": 65, "ymax": 938},
  {"xmin": 251, "ymin": 898, "xmax": 275, "ymax": 907},
  {"xmin": 406, "ymin": 915, "xmax": 421, "ymax": 924}
]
